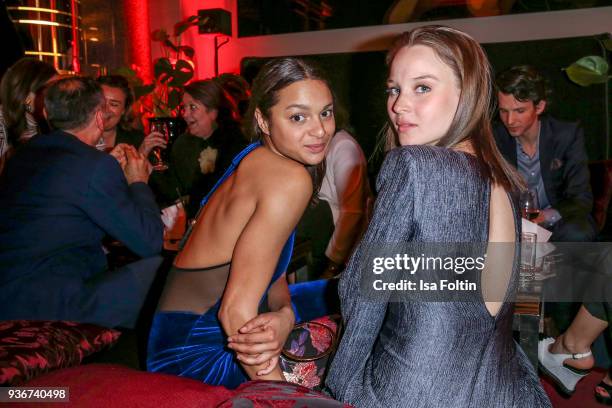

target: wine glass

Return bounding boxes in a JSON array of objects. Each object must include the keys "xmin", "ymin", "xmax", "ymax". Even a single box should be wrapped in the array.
[
  {"xmin": 520, "ymin": 190, "xmax": 540, "ymax": 221},
  {"xmin": 150, "ymin": 121, "xmax": 169, "ymax": 171}
]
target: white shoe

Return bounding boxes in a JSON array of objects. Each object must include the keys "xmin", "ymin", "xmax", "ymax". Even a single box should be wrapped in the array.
[{"xmin": 538, "ymin": 337, "xmax": 592, "ymax": 395}]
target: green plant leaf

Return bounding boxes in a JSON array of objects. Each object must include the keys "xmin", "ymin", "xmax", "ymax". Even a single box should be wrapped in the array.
[
  {"xmin": 175, "ymin": 15, "xmax": 203, "ymax": 37},
  {"xmin": 154, "ymin": 58, "xmax": 173, "ymax": 78},
  {"xmin": 168, "ymin": 89, "xmax": 182, "ymax": 110},
  {"xmin": 565, "ymin": 56, "xmax": 609, "ymax": 86},
  {"xmin": 179, "ymin": 46, "xmax": 195, "ymax": 59},
  {"xmin": 174, "ymin": 21, "xmax": 190, "ymax": 37},
  {"xmin": 603, "ymin": 39, "xmax": 612, "ymax": 52},
  {"xmin": 154, "ymin": 105, "xmax": 171, "ymax": 117},
  {"xmin": 152, "ymin": 29, "xmax": 169, "ymax": 42},
  {"xmin": 163, "ymin": 39, "xmax": 179, "ymax": 52},
  {"xmin": 134, "ymin": 84, "xmax": 155, "ymax": 99},
  {"xmin": 168, "ymin": 60, "xmax": 194, "ymax": 87}
]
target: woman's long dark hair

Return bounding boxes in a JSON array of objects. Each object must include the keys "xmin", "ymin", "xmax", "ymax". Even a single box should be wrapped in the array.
[
  {"xmin": 244, "ymin": 57, "xmax": 334, "ymax": 203},
  {"xmin": 385, "ymin": 26, "xmax": 524, "ymax": 192},
  {"xmin": 0, "ymin": 58, "xmax": 56, "ymax": 145}
]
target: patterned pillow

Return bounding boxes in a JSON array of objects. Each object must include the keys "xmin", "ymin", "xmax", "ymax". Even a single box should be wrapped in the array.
[{"xmin": 0, "ymin": 320, "xmax": 121, "ymax": 385}]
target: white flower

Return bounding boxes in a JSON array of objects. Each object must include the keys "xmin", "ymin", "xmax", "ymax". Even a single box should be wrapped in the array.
[{"xmin": 198, "ymin": 146, "xmax": 218, "ymax": 174}]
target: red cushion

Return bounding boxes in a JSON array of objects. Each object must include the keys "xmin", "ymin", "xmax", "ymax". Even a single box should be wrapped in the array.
[
  {"xmin": 24, "ymin": 364, "xmax": 232, "ymax": 408},
  {"xmin": 0, "ymin": 320, "xmax": 120, "ymax": 385},
  {"xmin": 218, "ymin": 380, "xmax": 352, "ymax": 407}
]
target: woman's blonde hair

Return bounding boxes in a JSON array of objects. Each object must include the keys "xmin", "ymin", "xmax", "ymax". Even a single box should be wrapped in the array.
[{"xmin": 385, "ymin": 25, "xmax": 524, "ymax": 192}]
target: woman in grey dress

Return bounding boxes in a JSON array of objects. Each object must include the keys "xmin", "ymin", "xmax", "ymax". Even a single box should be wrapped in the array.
[{"xmin": 325, "ymin": 26, "xmax": 552, "ymax": 407}]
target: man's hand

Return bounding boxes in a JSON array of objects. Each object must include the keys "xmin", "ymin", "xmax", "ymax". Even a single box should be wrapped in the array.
[
  {"xmin": 124, "ymin": 145, "xmax": 151, "ymax": 184},
  {"xmin": 109, "ymin": 143, "xmax": 129, "ymax": 170},
  {"xmin": 227, "ymin": 306, "xmax": 294, "ymax": 376},
  {"xmin": 138, "ymin": 131, "xmax": 167, "ymax": 157}
]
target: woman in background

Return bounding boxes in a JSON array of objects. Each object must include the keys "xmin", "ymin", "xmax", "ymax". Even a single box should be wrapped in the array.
[
  {"xmin": 96, "ymin": 75, "xmax": 166, "ymax": 155},
  {"xmin": 325, "ymin": 25, "xmax": 551, "ymax": 407},
  {"xmin": 0, "ymin": 58, "xmax": 56, "ymax": 172},
  {"xmin": 150, "ymin": 79, "xmax": 247, "ymax": 216},
  {"xmin": 147, "ymin": 58, "xmax": 335, "ymax": 388}
]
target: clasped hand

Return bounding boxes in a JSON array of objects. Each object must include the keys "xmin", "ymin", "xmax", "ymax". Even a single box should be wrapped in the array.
[
  {"xmin": 227, "ymin": 307, "xmax": 294, "ymax": 376},
  {"xmin": 109, "ymin": 144, "xmax": 151, "ymax": 184}
]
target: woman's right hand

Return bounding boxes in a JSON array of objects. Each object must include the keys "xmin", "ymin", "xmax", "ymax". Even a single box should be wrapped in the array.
[
  {"xmin": 138, "ymin": 131, "xmax": 167, "ymax": 157},
  {"xmin": 227, "ymin": 306, "xmax": 294, "ymax": 376}
]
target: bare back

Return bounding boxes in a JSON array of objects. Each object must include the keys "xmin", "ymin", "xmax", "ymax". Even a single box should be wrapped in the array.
[
  {"xmin": 483, "ymin": 184, "xmax": 517, "ymax": 317},
  {"xmin": 157, "ymin": 146, "xmax": 312, "ymax": 314}
]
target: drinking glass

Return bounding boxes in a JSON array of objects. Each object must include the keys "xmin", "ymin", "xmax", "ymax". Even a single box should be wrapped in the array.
[
  {"xmin": 150, "ymin": 121, "xmax": 169, "ymax": 171},
  {"xmin": 520, "ymin": 232, "xmax": 537, "ymax": 281},
  {"xmin": 520, "ymin": 190, "xmax": 540, "ymax": 221}
]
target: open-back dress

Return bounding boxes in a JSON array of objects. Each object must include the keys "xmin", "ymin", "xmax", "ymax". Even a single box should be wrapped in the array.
[{"xmin": 147, "ymin": 142, "xmax": 295, "ymax": 389}]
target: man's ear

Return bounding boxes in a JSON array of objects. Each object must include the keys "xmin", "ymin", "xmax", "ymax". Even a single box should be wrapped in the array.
[
  {"xmin": 254, "ymin": 108, "xmax": 270, "ymax": 136},
  {"xmin": 535, "ymin": 100, "xmax": 547, "ymax": 116},
  {"xmin": 95, "ymin": 109, "xmax": 105, "ymax": 131}
]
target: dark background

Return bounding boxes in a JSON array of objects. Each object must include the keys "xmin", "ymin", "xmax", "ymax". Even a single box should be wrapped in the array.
[
  {"xmin": 238, "ymin": 0, "xmax": 612, "ymax": 37},
  {"xmin": 242, "ymin": 34, "xmax": 611, "ymax": 177}
]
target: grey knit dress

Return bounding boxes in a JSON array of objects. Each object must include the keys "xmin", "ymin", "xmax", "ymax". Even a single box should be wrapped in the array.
[{"xmin": 325, "ymin": 146, "xmax": 551, "ymax": 408}]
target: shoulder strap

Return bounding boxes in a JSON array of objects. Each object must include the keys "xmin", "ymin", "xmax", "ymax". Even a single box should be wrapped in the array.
[
  {"xmin": 178, "ymin": 141, "xmax": 262, "ymax": 250},
  {"xmin": 199, "ymin": 141, "xmax": 262, "ymax": 207}
]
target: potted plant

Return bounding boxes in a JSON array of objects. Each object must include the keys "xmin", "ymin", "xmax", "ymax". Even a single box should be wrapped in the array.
[
  {"xmin": 145, "ymin": 14, "xmax": 211, "ymax": 117},
  {"xmin": 564, "ymin": 34, "xmax": 612, "ymax": 157},
  {"xmin": 118, "ymin": 14, "xmax": 210, "ymax": 169}
]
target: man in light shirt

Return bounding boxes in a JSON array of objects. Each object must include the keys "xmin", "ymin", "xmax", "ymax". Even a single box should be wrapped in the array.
[{"xmin": 493, "ymin": 65, "xmax": 596, "ymax": 242}]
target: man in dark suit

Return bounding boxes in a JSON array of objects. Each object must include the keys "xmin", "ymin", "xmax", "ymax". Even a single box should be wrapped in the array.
[
  {"xmin": 0, "ymin": 76, "xmax": 164, "ymax": 328},
  {"xmin": 493, "ymin": 65, "xmax": 596, "ymax": 242}
]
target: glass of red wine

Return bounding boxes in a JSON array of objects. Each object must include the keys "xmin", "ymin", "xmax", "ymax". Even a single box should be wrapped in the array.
[
  {"xmin": 150, "ymin": 121, "xmax": 169, "ymax": 171},
  {"xmin": 520, "ymin": 190, "xmax": 540, "ymax": 221}
]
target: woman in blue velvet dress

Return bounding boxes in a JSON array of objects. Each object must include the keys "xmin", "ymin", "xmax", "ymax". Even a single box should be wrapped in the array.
[
  {"xmin": 325, "ymin": 26, "xmax": 552, "ymax": 407},
  {"xmin": 147, "ymin": 58, "xmax": 336, "ymax": 388}
]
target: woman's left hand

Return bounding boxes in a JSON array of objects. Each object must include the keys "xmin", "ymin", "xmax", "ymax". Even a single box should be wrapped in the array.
[{"xmin": 227, "ymin": 307, "xmax": 294, "ymax": 375}]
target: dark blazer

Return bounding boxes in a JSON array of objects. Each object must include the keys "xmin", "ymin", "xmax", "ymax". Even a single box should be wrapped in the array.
[
  {"xmin": 0, "ymin": 130, "xmax": 164, "ymax": 326},
  {"xmin": 493, "ymin": 115, "xmax": 593, "ymax": 220}
]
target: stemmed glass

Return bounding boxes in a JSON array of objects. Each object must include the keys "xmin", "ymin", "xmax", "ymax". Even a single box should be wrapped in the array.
[
  {"xmin": 520, "ymin": 190, "xmax": 540, "ymax": 221},
  {"xmin": 150, "ymin": 121, "xmax": 169, "ymax": 171}
]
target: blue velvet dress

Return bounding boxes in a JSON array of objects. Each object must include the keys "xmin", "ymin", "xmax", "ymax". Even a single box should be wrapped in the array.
[{"xmin": 147, "ymin": 142, "xmax": 295, "ymax": 389}]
